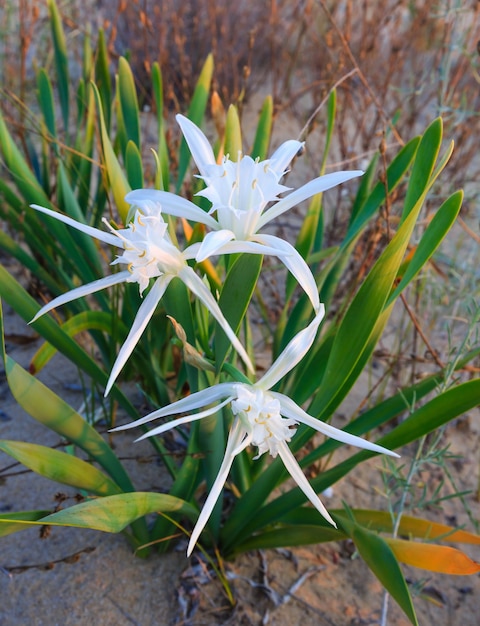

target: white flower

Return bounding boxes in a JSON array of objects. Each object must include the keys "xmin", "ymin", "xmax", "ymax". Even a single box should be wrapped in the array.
[
  {"xmin": 113, "ymin": 307, "xmax": 399, "ymax": 556},
  {"xmin": 125, "ymin": 114, "xmax": 364, "ymax": 314},
  {"xmin": 30, "ymin": 203, "xmax": 254, "ymax": 394}
]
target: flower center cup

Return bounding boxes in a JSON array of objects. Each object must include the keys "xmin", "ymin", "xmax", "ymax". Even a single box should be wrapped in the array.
[
  {"xmin": 198, "ymin": 155, "xmax": 291, "ymax": 240},
  {"xmin": 109, "ymin": 209, "xmax": 186, "ymax": 293},
  {"xmin": 231, "ymin": 385, "xmax": 298, "ymax": 458}
]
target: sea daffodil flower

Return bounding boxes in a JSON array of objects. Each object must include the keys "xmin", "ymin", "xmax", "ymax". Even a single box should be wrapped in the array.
[
  {"xmin": 30, "ymin": 203, "xmax": 254, "ymax": 394},
  {"xmin": 114, "ymin": 307, "xmax": 399, "ymax": 556},
  {"xmin": 125, "ymin": 114, "xmax": 364, "ymax": 314}
]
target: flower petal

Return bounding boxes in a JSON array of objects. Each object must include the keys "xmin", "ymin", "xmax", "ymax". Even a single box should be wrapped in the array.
[
  {"xmin": 277, "ymin": 441, "xmax": 336, "ymax": 527},
  {"xmin": 176, "ymin": 114, "xmax": 216, "ymax": 177},
  {"xmin": 195, "ymin": 229, "xmax": 236, "ymax": 262},
  {"xmin": 135, "ymin": 397, "xmax": 235, "ymax": 441},
  {"xmin": 31, "ymin": 204, "xmax": 121, "ymax": 247},
  {"xmin": 258, "ymin": 171, "xmax": 364, "ymax": 229},
  {"xmin": 275, "ymin": 393, "xmax": 400, "ymax": 458},
  {"xmin": 30, "ymin": 272, "xmax": 130, "ymax": 323},
  {"xmin": 187, "ymin": 417, "xmax": 249, "ymax": 556},
  {"xmin": 111, "ymin": 383, "xmax": 236, "ymax": 431},
  {"xmin": 268, "ymin": 139, "xmax": 304, "ymax": 176},
  {"xmin": 124, "ymin": 189, "xmax": 219, "ymax": 230},
  {"xmin": 254, "ymin": 234, "xmax": 320, "ymax": 312},
  {"xmin": 257, "ymin": 306, "xmax": 325, "ymax": 390},
  {"xmin": 195, "ymin": 231, "xmax": 282, "ymax": 262},
  {"xmin": 105, "ymin": 275, "xmax": 173, "ymax": 395},
  {"xmin": 179, "ymin": 266, "xmax": 254, "ymax": 373}
]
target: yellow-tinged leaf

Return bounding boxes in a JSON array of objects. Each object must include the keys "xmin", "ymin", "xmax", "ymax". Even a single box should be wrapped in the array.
[
  {"xmin": 352, "ymin": 510, "xmax": 480, "ymax": 545},
  {"xmin": 0, "ymin": 510, "xmax": 51, "ymax": 537},
  {"xmin": 91, "ymin": 83, "xmax": 131, "ymax": 222},
  {"xmin": 387, "ymin": 538, "xmax": 480, "ymax": 575},
  {"xmin": 0, "ymin": 440, "xmax": 122, "ymax": 497},
  {"xmin": 0, "ymin": 493, "xmax": 197, "ymax": 535},
  {"xmin": 224, "ymin": 105, "xmax": 242, "ymax": 162}
]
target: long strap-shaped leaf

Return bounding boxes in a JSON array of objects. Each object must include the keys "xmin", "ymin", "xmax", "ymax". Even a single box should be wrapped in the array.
[
  {"xmin": 0, "ymin": 493, "xmax": 197, "ymax": 536},
  {"xmin": 0, "ymin": 440, "xmax": 122, "ymax": 497},
  {"xmin": 336, "ymin": 513, "xmax": 418, "ymax": 626}
]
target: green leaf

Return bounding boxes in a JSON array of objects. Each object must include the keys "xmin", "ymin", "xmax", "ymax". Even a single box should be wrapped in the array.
[
  {"xmin": 250, "ymin": 95, "xmax": 272, "ymax": 160},
  {"xmin": 48, "ymin": 0, "xmax": 70, "ymax": 133},
  {"xmin": 151, "ymin": 62, "xmax": 169, "ymax": 190},
  {"xmin": 92, "ymin": 83, "xmax": 131, "ymax": 222},
  {"xmin": 0, "ymin": 440, "xmax": 122, "ymax": 496},
  {"xmin": 310, "ymin": 217, "xmax": 417, "ymax": 418},
  {"xmin": 224, "ymin": 105, "xmax": 242, "ymax": 161},
  {"xmin": 215, "ymin": 254, "xmax": 262, "ymax": 373},
  {"xmin": 76, "ymin": 86, "xmax": 97, "ymax": 210},
  {"xmin": 377, "ymin": 379, "xmax": 480, "ymax": 451},
  {"xmin": 30, "ymin": 310, "xmax": 128, "ymax": 373},
  {"xmin": 94, "ymin": 29, "xmax": 112, "ymax": 132},
  {"xmin": 57, "ymin": 162, "xmax": 102, "ymax": 275},
  {"xmin": 348, "ymin": 155, "xmax": 379, "ymax": 226},
  {"xmin": 37, "ymin": 68, "xmax": 57, "ymax": 143},
  {"xmin": 402, "ymin": 118, "xmax": 442, "ymax": 220},
  {"xmin": 337, "ymin": 514, "xmax": 418, "ymax": 625},
  {"xmin": 118, "ymin": 57, "xmax": 141, "ymax": 151},
  {"xmin": 0, "ymin": 510, "xmax": 52, "ymax": 538},
  {"xmin": 232, "ymin": 523, "xmax": 344, "ymax": 554},
  {"xmin": 388, "ymin": 190, "xmax": 463, "ymax": 305},
  {"xmin": 0, "ymin": 230, "xmax": 60, "ymax": 294},
  {"xmin": 176, "ymin": 54, "xmax": 214, "ymax": 190},
  {"xmin": 0, "ymin": 110, "xmax": 50, "ymax": 204},
  {"xmin": 0, "ymin": 493, "xmax": 197, "ymax": 535},
  {"xmin": 125, "ymin": 140, "xmax": 144, "ymax": 189}
]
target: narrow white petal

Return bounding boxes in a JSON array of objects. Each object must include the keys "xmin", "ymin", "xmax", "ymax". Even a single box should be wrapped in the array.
[
  {"xmin": 182, "ymin": 242, "xmax": 202, "ymax": 261},
  {"xmin": 258, "ymin": 171, "xmax": 364, "ymax": 230},
  {"xmin": 187, "ymin": 418, "xmax": 249, "ymax": 556},
  {"xmin": 277, "ymin": 441, "xmax": 336, "ymax": 527},
  {"xmin": 257, "ymin": 306, "xmax": 325, "ymax": 390},
  {"xmin": 196, "ymin": 236, "xmax": 284, "ymax": 262},
  {"xmin": 275, "ymin": 393, "xmax": 400, "ymax": 458},
  {"xmin": 105, "ymin": 275, "xmax": 172, "ymax": 396},
  {"xmin": 254, "ymin": 234, "xmax": 320, "ymax": 312},
  {"xmin": 31, "ymin": 204, "xmax": 121, "ymax": 247},
  {"xmin": 135, "ymin": 397, "xmax": 234, "ymax": 441},
  {"xmin": 268, "ymin": 140, "xmax": 304, "ymax": 176},
  {"xmin": 125, "ymin": 189, "xmax": 219, "ymax": 229},
  {"xmin": 176, "ymin": 114, "xmax": 216, "ymax": 178},
  {"xmin": 111, "ymin": 383, "xmax": 237, "ymax": 431},
  {"xmin": 195, "ymin": 230, "xmax": 236, "ymax": 262},
  {"xmin": 30, "ymin": 272, "xmax": 130, "ymax": 323},
  {"xmin": 179, "ymin": 267, "xmax": 254, "ymax": 373}
]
